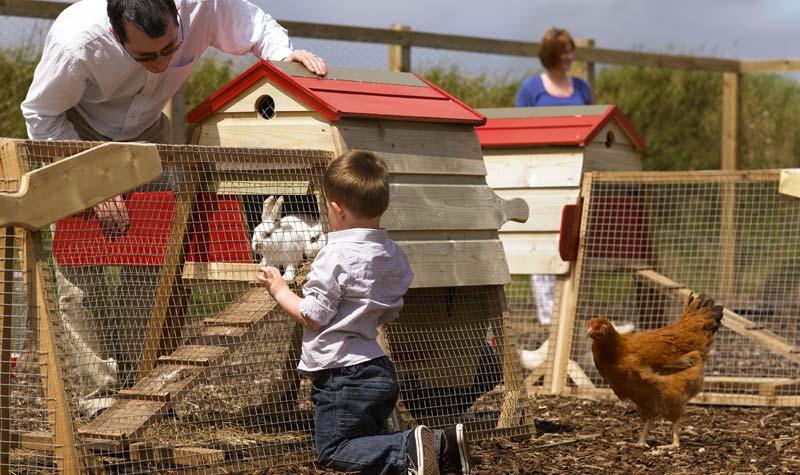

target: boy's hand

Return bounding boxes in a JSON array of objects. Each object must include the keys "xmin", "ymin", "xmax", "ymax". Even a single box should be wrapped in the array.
[{"xmin": 258, "ymin": 266, "xmax": 288, "ymax": 296}]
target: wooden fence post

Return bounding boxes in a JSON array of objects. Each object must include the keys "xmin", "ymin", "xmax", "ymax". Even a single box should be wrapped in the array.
[
  {"xmin": 388, "ymin": 24, "xmax": 411, "ymax": 72},
  {"xmin": 721, "ymin": 72, "xmax": 739, "ymax": 171},
  {"xmin": 573, "ymin": 38, "xmax": 595, "ymax": 92}
]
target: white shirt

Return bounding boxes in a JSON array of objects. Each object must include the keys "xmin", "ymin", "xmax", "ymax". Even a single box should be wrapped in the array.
[
  {"xmin": 298, "ymin": 228, "xmax": 414, "ymax": 372},
  {"xmin": 21, "ymin": 0, "xmax": 294, "ymax": 141}
]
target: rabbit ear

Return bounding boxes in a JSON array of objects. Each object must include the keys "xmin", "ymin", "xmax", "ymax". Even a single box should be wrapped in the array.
[
  {"xmin": 273, "ymin": 196, "xmax": 285, "ymax": 220},
  {"xmin": 262, "ymin": 196, "xmax": 276, "ymax": 223}
]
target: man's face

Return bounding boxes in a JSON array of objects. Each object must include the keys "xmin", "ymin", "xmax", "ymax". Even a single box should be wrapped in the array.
[{"xmin": 120, "ymin": 18, "xmax": 180, "ymax": 74}]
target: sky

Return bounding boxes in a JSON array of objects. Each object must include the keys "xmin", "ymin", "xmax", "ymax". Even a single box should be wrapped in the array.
[{"xmin": 2, "ymin": 0, "xmax": 799, "ymax": 78}]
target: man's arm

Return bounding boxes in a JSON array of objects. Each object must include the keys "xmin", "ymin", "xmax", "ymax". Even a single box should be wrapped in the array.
[
  {"xmin": 208, "ymin": 0, "xmax": 326, "ymax": 76},
  {"xmin": 21, "ymin": 38, "xmax": 86, "ymax": 140}
]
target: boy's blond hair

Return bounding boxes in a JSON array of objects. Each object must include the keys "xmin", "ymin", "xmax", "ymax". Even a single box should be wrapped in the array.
[{"xmin": 323, "ymin": 150, "xmax": 390, "ymax": 218}]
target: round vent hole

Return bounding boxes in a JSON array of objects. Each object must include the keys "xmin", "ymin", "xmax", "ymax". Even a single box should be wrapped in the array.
[{"xmin": 256, "ymin": 95, "xmax": 276, "ymax": 120}]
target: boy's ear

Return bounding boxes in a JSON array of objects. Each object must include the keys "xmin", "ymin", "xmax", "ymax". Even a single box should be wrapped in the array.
[{"xmin": 329, "ymin": 201, "xmax": 345, "ymax": 219}]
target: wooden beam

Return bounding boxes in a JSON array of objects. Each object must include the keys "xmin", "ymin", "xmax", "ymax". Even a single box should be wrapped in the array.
[
  {"xmin": 0, "ymin": 143, "xmax": 162, "ymax": 229},
  {"xmin": 572, "ymin": 38, "xmax": 595, "ymax": 90},
  {"xmin": 388, "ymin": 24, "xmax": 411, "ymax": 72},
  {"xmin": 721, "ymin": 72, "xmax": 739, "ymax": 171},
  {"xmin": 137, "ymin": 172, "xmax": 199, "ymax": 379},
  {"xmin": 565, "ymin": 386, "xmax": 800, "ymax": 407},
  {"xmin": 34, "ymin": 247, "xmax": 81, "ymax": 474},
  {"xmin": 0, "ymin": 227, "xmax": 13, "ymax": 472},
  {"xmin": 636, "ymin": 268, "xmax": 800, "ymax": 365},
  {"xmin": 739, "ymin": 59, "xmax": 800, "ymax": 73}
]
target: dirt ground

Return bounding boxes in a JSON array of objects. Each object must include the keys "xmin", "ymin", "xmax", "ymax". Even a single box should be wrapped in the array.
[{"xmin": 274, "ymin": 395, "xmax": 800, "ymax": 475}]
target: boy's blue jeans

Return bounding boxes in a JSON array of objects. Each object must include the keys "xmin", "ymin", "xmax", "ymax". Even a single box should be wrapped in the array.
[{"xmin": 311, "ymin": 356, "xmax": 443, "ymax": 474}]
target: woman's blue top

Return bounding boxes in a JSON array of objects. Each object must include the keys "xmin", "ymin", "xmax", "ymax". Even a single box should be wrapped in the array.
[{"xmin": 515, "ymin": 74, "xmax": 592, "ymax": 107}]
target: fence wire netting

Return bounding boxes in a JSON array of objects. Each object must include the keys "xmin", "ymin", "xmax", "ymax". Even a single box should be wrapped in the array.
[
  {"xmin": 561, "ymin": 171, "xmax": 800, "ymax": 406},
  {"xmin": 1, "ymin": 140, "xmax": 531, "ymax": 474}
]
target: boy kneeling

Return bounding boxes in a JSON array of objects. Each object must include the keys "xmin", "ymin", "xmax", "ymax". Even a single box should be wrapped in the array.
[{"xmin": 260, "ymin": 151, "xmax": 471, "ymax": 474}]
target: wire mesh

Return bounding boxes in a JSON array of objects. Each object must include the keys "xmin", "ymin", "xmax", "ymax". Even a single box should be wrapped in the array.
[
  {"xmin": 561, "ymin": 171, "xmax": 800, "ymax": 407},
  {"xmin": 1, "ymin": 140, "xmax": 532, "ymax": 473}
]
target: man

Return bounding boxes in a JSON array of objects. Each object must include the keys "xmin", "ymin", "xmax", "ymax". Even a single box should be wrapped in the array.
[{"xmin": 20, "ymin": 0, "xmax": 327, "ymax": 397}]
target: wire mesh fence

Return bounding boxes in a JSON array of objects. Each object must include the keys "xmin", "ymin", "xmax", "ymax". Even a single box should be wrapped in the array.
[
  {"xmin": 1, "ymin": 140, "xmax": 532, "ymax": 474},
  {"xmin": 554, "ymin": 170, "xmax": 800, "ymax": 406}
]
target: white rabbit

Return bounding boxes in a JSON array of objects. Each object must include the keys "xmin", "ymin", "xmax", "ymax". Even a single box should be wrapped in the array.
[{"xmin": 251, "ymin": 195, "xmax": 326, "ymax": 281}]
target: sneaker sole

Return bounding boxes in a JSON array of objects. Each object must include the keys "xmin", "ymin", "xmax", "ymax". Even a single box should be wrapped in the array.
[
  {"xmin": 415, "ymin": 426, "xmax": 439, "ymax": 475},
  {"xmin": 456, "ymin": 423, "xmax": 471, "ymax": 475}
]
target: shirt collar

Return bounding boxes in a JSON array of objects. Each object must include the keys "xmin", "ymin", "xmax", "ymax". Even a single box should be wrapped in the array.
[{"xmin": 327, "ymin": 228, "xmax": 387, "ymax": 244}]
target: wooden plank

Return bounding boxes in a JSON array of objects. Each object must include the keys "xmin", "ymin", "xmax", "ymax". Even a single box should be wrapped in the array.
[
  {"xmin": 739, "ymin": 59, "xmax": 800, "ymax": 73},
  {"xmin": 118, "ymin": 365, "xmax": 203, "ymax": 402},
  {"xmin": 131, "ymin": 445, "xmax": 225, "ymax": 467},
  {"xmin": 197, "ymin": 119, "xmax": 336, "ymax": 151},
  {"xmin": 498, "ymin": 233, "xmax": 569, "ymax": 275},
  {"xmin": 334, "ymin": 119, "xmax": 487, "ymax": 176},
  {"xmin": 583, "ymin": 143, "xmax": 642, "ymax": 172},
  {"xmin": 493, "ymin": 188, "xmax": 580, "ymax": 233},
  {"xmin": 636, "ymin": 269, "xmax": 800, "ymax": 364},
  {"xmin": 34, "ymin": 255, "xmax": 81, "ymax": 474},
  {"xmin": 158, "ymin": 345, "xmax": 229, "ymax": 366},
  {"xmin": 399, "ymin": 239, "xmax": 511, "ymax": 288},
  {"xmin": 78, "ymin": 399, "xmax": 168, "ymax": 441},
  {"xmin": 586, "ymin": 169, "xmax": 778, "ymax": 184},
  {"xmin": 483, "ymin": 150, "xmax": 584, "ymax": 189},
  {"xmin": 0, "ymin": 139, "xmax": 22, "ymax": 192},
  {"xmin": 0, "ymin": 143, "xmax": 162, "ymax": 229},
  {"xmin": 383, "ymin": 184, "xmax": 529, "ymax": 231},
  {"xmin": 565, "ymin": 386, "xmax": 800, "ymax": 407},
  {"xmin": 184, "ymin": 242, "xmax": 514, "ymax": 287},
  {"xmin": 216, "ymin": 180, "xmax": 310, "ymax": 195},
  {"xmin": 551, "ymin": 175, "xmax": 592, "ymax": 395},
  {"xmin": 17, "ymin": 431, "xmax": 54, "ymax": 452},
  {"xmin": 138, "ymin": 174, "xmax": 199, "ymax": 379}
]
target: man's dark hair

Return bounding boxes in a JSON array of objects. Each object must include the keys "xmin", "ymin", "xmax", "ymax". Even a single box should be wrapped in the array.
[{"xmin": 108, "ymin": 0, "xmax": 178, "ymax": 44}]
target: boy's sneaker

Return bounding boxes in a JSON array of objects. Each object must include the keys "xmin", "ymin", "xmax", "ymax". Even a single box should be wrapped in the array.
[
  {"xmin": 442, "ymin": 423, "xmax": 471, "ymax": 474},
  {"xmin": 407, "ymin": 425, "xmax": 439, "ymax": 475}
]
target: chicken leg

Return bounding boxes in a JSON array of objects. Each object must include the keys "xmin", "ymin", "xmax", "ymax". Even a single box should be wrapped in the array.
[
  {"xmin": 635, "ymin": 419, "xmax": 653, "ymax": 447},
  {"xmin": 654, "ymin": 419, "xmax": 681, "ymax": 451}
]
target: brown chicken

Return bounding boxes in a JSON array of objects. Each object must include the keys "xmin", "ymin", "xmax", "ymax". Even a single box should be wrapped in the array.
[{"xmin": 587, "ymin": 294, "xmax": 723, "ymax": 449}]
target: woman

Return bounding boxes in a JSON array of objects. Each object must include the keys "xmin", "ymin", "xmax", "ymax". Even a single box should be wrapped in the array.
[
  {"xmin": 516, "ymin": 28, "xmax": 592, "ymax": 325},
  {"xmin": 515, "ymin": 27, "xmax": 592, "ymax": 107}
]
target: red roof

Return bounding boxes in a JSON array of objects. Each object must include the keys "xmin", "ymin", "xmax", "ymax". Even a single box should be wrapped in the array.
[
  {"xmin": 475, "ymin": 105, "xmax": 645, "ymax": 150},
  {"xmin": 188, "ymin": 60, "xmax": 485, "ymax": 125}
]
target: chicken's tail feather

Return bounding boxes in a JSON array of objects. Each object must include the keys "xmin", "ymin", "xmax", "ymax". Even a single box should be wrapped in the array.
[{"xmin": 683, "ymin": 293, "xmax": 724, "ymax": 335}]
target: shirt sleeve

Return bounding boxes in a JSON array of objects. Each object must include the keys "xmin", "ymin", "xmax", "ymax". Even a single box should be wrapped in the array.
[
  {"xmin": 209, "ymin": 0, "xmax": 293, "ymax": 61},
  {"xmin": 20, "ymin": 37, "xmax": 84, "ymax": 140},
  {"xmin": 300, "ymin": 247, "xmax": 345, "ymax": 327}
]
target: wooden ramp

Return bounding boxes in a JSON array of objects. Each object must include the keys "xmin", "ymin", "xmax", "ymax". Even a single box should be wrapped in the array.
[{"xmin": 78, "ymin": 287, "xmax": 289, "ymax": 445}]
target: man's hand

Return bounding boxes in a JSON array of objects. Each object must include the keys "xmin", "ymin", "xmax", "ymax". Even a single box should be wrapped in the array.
[
  {"xmin": 93, "ymin": 195, "xmax": 129, "ymax": 239},
  {"xmin": 284, "ymin": 49, "xmax": 327, "ymax": 76},
  {"xmin": 258, "ymin": 266, "xmax": 288, "ymax": 297}
]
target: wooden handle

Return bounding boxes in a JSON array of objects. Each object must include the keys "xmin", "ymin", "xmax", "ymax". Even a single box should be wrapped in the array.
[
  {"xmin": 500, "ymin": 196, "xmax": 529, "ymax": 224},
  {"xmin": 0, "ymin": 143, "xmax": 162, "ymax": 229}
]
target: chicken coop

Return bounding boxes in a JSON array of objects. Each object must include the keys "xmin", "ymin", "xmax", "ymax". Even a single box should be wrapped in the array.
[
  {"xmin": 475, "ymin": 105, "xmax": 644, "ymax": 395},
  {"xmin": 554, "ymin": 169, "xmax": 800, "ymax": 407},
  {"xmin": 0, "ymin": 62, "xmax": 534, "ymax": 474}
]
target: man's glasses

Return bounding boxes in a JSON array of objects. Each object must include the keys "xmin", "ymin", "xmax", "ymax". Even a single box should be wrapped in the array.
[{"xmin": 123, "ymin": 15, "xmax": 184, "ymax": 63}]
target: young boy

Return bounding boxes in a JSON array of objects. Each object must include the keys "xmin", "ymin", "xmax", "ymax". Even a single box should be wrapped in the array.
[{"xmin": 259, "ymin": 150, "xmax": 471, "ymax": 474}]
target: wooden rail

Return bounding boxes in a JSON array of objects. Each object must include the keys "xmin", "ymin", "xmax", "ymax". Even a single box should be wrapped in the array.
[{"xmin": 4, "ymin": 0, "xmax": 800, "ymax": 168}]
